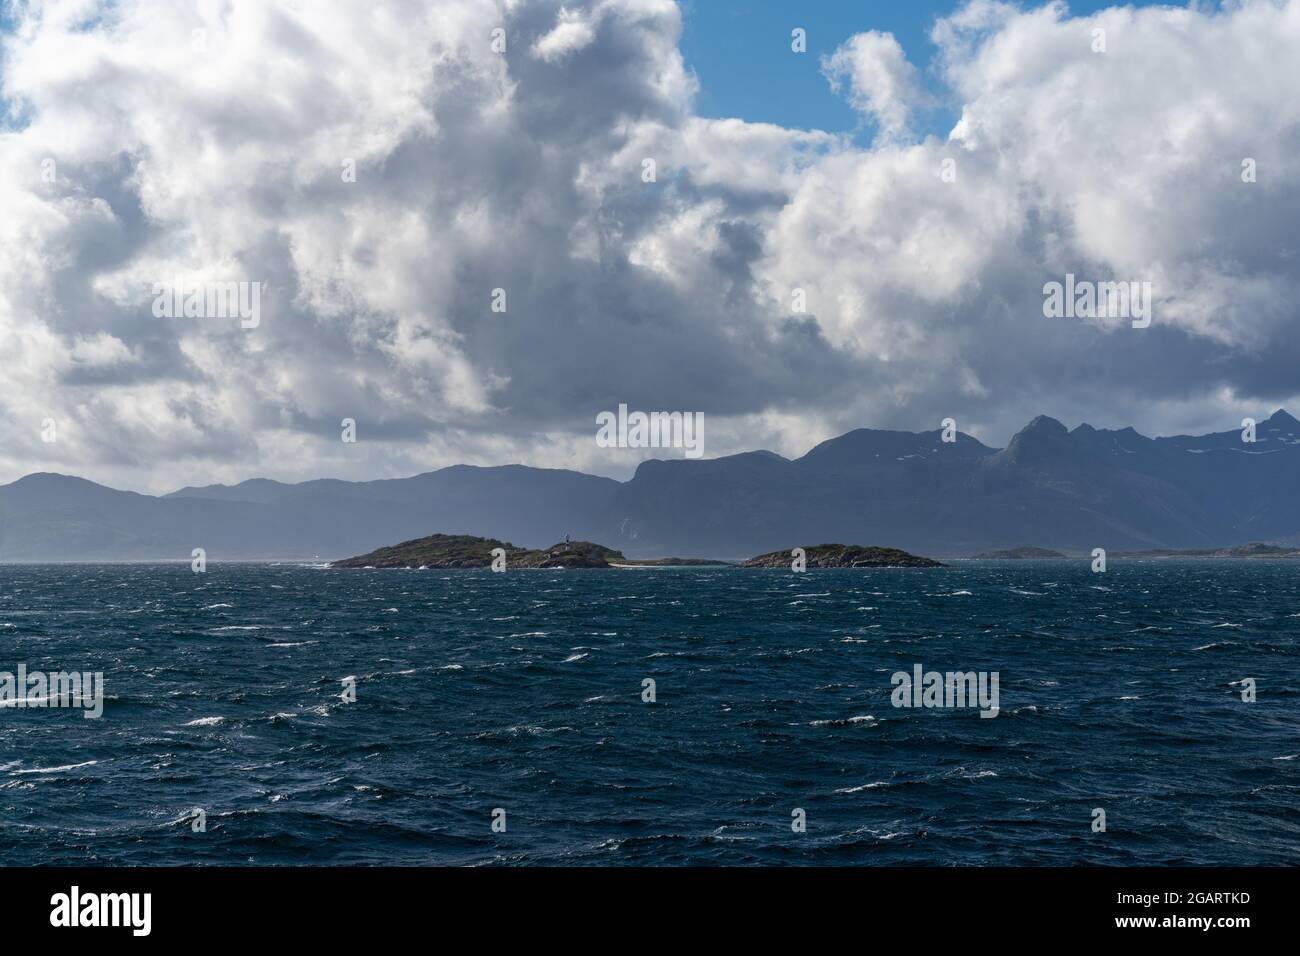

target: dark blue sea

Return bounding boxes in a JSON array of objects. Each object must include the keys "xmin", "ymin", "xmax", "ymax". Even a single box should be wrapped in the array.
[{"xmin": 1, "ymin": 561, "xmax": 1297, "ymax": 865}]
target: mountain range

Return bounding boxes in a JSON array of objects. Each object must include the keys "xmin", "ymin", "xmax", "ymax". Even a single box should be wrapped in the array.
[{"xmin": 3, "ymin": 410, "xmax": 1299, "ymax": 561}]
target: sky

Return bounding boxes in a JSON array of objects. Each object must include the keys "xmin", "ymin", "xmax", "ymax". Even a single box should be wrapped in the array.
[
  {"xmin": 679, "ymin": 0, "xmax": 1161, "ymax": 137},
  {"xmin": 1, "ymin": 0, "xmax": 1298, "ymax": 494}
]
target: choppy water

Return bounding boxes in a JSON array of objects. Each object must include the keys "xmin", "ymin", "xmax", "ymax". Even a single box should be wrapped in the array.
[{"xmin": 0, "ymin": 561, "xmax": 1297, "ymax": 865}]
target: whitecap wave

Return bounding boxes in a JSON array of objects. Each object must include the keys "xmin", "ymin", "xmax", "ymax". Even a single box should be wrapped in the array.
[{"xmin": 12, "ymin": 760, "xmax": 98, "ymax": 775}]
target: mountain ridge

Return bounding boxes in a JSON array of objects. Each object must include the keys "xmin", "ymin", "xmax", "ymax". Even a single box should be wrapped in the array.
[{"xmin": 3, "ymin": 411, "xmax": 1298, "ymax": 561}]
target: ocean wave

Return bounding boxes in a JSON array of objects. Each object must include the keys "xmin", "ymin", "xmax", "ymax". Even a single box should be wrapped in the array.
[
  {"xmin": 834, "ymin": 781, "xmax": 889, "ymax": 793},
  {"xmin": 810, "ymin": 715, "xmax": 875, "ymax": 727},
  {"xmin": 5, "ymin": 561, "xmax": 1299, "ymax": 867},
  {"xmin": 11, "ymin": 760, "xmax": 98, "ymax": 775}
]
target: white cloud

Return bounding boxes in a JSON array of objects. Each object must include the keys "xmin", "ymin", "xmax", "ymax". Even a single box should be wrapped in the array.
[
  {"xmin": 1, "ymin": 0, "xmax": 1298, "ymax": 494},
  {"xmin": 532, "ymin": 5, "xmax": 599, "ymax": 62},
  {"xmin": 822, "ymin": 30, "xmax": 928, "ymax": 141}
]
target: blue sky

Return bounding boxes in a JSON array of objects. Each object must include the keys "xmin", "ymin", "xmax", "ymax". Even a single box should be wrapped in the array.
[{"xmin": 679, "ymin": 0, "xmax": 1176, "ymax": 138}]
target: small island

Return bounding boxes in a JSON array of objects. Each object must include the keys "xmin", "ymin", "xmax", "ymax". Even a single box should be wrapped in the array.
[
  {"xmin": 970, "ymin": 546, "xmax": 1067, "ymax": 559},
  {"xmin": 332, "ymin": 535, "xmax": 944, "ymax": 569},
  {"xmin": 739, "ymin": 544, "xmax": 944, "ymax": 568},
  {"xmin": 330, "ymin": 534, "xmax": 728, "ymax": 569},
  {"xmin": 331, "ymin": 534, "xmax": 622, "ymax": 569}
]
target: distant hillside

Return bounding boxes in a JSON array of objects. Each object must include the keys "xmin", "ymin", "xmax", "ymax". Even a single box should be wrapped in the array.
[
  {"xmin": 604, "ymin": 409, "xmax": 1300, "ymax": 558},
  {"xmin": 0, "ymin": 466, "xmax": 617, "ymax": 562},
  {"xmin": 4, "ymin": 410, "xmax": 1300, "ymax": 561}
]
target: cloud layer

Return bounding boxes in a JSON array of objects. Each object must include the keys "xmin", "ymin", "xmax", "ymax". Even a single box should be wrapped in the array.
[{"xmin": 2, "ymin": 0, "xmax": 1298, "ymax": 492}]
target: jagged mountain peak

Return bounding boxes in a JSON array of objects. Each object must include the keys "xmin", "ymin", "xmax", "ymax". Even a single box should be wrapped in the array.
[{"xmin": 1015, "ymin": 415, "xmax": 1069, "ymax": 438}]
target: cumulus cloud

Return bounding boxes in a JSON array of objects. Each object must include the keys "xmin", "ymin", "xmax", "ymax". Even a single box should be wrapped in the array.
[
  {"xmin": 822, "ymin": 30, "xmax": 928, "ymax": 141},
  {"xmin": 769, "ymin": 0, "xmax": 1300, "ymax": 443},
  {"xmin": 1, "ymin": 0, "xmax": 1298, "ymax": 493},
  {"xmin": 532, "ymin": 4, "xmax": 600, "ymax": 62}
]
